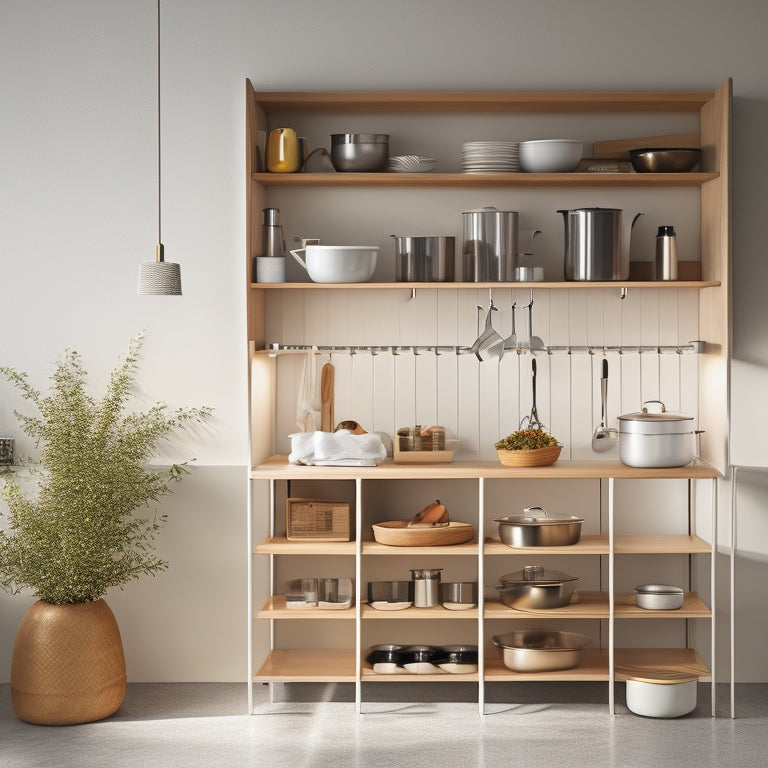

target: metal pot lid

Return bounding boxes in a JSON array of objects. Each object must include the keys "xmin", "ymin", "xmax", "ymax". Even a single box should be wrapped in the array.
[
  {"xmin": 618, "ymin": 400, "xmax": 693, "ymax": 434},
  {"xmin": 499, "ymin": 564, "xmax": 578, "ymax": 585},
  {"xmin": 495, "ymin": 506, "xmax": 584, "ymax": 526}
]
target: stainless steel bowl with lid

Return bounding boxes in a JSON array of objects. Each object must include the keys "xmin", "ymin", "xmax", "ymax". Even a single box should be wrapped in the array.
[
  {"xmin": 495, "ymin": 506, "xmax": 583, "ymax": 547},
  {"xmin": 618, "ymin": 400, "xmax": 696, "ymax": 468},
  {"xmin": 496, "ymin": 564, "xmax": 579, "ymax": 610}
]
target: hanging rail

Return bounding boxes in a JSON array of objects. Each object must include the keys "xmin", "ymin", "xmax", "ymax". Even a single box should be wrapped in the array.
[{"xmin": 260, "ymin": 341, "xmax": 706, "ymax": 356}]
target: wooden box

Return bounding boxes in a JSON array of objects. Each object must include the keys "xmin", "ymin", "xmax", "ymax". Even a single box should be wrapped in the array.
[{"xmin": 286, "ymin": 498, "xmax": 352, "ymax": 541}]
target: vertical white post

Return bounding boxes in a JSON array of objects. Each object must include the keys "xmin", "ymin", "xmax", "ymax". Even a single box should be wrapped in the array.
[
  {"xmin": 711, "ymin": 476, "xmax": 717, "ymax": 717},
  {"xmin": 730, "ymin": 467, "xmax": 737, "ymax": 719},
  {"xmin": 247, "ymin": 476, "xmax": 253, "ymax": 714},
  {"xmin": 608, "ymin": 476, "xmax": 615, "ymax": 715},
  {"xmin": 355, "ymin": 478, "xmax": 363, "ymax": 716},
  {"xmin": 478, "ymin": 477, "xmax": 485, "ymax": 716}
]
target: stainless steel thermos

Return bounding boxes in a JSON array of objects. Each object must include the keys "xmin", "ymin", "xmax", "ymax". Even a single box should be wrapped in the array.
[{"xmin": 654, "ymin": 225, "xmax": 678, "ymax": 280}]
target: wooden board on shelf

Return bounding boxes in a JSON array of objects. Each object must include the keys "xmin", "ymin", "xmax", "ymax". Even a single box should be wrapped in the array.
[
  {"xmin": 614, "ymin": 648, "xmax": 709, "ymax": 679},
  {"xmin": 257, "ymin": 595, "xmax": 355, "ymax": 619},
  {"xmin": 484, "ymin": 649, "xmax": 609, "ymax": 681},
  {"xmin": 484, "ymin": 534, "xmax": 609, "ymax": 555},
  {"xmin": 251, "ymin": 280, "xmax": 719, "ymax": 291},
  {"xmin": 255, "ymin": 536, "xmax": 356, "ymax": 555},
  {"xmin": 361, "ymin": 665, "xmax": 478, "ymax": 683},
  {"xmin": 614, "ymin": 534, "xmax": 711, "ymax": 554},
  {"xmin": 255, "ymin": 649, "xmax": 356, "ymax": 682},
  {"xmin": 361, "ymin": 539, "xmax": 478, "ymax": 556},
  {"xmin": 362, "ymin": 603, "xmax": 478, "ymax": 620},
  {"xmin": 483, "ymin": 591, "xmax": 710, "ymax": 619}
]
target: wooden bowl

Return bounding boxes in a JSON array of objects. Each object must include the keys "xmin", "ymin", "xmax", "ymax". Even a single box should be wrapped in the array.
[
  {"xmin": 371, "ymin": 520, "xmax": 474, "ymax": 547},
  {"xmin": 496, "ymin": 445, "xmax": 562, "ymax": 467}
]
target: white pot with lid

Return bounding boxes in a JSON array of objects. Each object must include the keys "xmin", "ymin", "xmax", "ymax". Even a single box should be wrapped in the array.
[{"xmin": 617, "ymin": 400, "xmax": 696, "ymax": 468}]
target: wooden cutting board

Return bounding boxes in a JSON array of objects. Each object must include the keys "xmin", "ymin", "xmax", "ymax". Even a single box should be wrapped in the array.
[{"xmin": 320, "ymin": 363, "xmax": 334, "ymax": 432}]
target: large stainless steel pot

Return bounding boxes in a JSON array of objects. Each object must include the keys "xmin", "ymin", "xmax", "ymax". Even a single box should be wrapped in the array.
[
  {"xmin": 495, "ymin": 506, "xmax": 583, "ymax": 547},
  {"xmin": 493, "ymin": 630, "xmax": 590, "ymax": 672},
  {"xmin": 461, "ymin": 207, "xmax": 519, "ymax": 281},
  {"xmin": 617, "ymin": 400, "xmax": 696, "ymax": 468},
  {"xmin": 391, "ymin": 235, "xmax": 455, "ymax": 282},
  {"xmin": 496, "ymin": 565, "xmax": 579, "ymax": 609}
]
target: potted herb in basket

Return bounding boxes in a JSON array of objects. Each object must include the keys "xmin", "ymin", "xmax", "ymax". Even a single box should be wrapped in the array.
[
  {"xmin": 495, "ymin": 428, "xmax": 562, "ymax": 467},
  {"xmin": 0, "ymin": 332, "xmax": 212, "ymax": 725}
]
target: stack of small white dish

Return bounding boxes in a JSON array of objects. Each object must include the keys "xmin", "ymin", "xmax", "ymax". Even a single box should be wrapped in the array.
[
  {"xmin": 461, "ymin": 141, "xmax": 520, "ymax": 172},
  {"xmin": 388, "ymin": 154, "xmax": 437, "ymax": 173}
]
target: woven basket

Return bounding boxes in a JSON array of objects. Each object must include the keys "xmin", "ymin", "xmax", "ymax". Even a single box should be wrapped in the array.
[
  {"xmin": 372, "ymin": 520, "xmax": 474, "ymax": 547},
  {"xmin": 496, "ymin": 445, "xmax": 562, "ymax": 467},
  {"xmin": 10, "ymin": 599, "xmax": 126, "ymax": 725}
]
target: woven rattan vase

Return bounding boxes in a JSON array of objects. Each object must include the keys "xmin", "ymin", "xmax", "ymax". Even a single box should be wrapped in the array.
[{"xmin": 10, "ymin": 599, "xmax": 126, "ymax": 725}]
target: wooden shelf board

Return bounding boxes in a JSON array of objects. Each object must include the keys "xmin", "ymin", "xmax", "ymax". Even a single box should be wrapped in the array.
[
  {"xmin": 251, "ymin": 89, "xmax": 714, "ymax": 114},
  {"xmin": 252, "ymin": 280, "xmax": 719, "ymax": 291},
  {"xmin": 362, "ymin": 539, "xmax": 478, "ymax": 556},
  {"xmin": 485, "ymin": 648, "xmax": 709, "ymax": 682},
  {"xmin": 255, "ymin": 649, "xmax": 356, "ymax": 682},
  {"xmin": 362, "ymin": 603, "xmax": 478, "ymax": 619},
  {"xmin": 251, "ymin": 456, "xmax": 721, "ymax": 481},
  {"xmin": 484, "ymin": 534, "xmax": 608, "ymax": 555},
  {"xmin": 255, "ymin": 536, "xmax": 356, "ymax": 555},
  {"xmin": 252, "ymin": 171, "xmax": 717, "ymax": 189},
  {"xmin": 257, "ymin": 595, "xmax": 355, "ymax": 619},
  {"xmin": 361, "ymin": 666, "xmax": 478, "ymax": 683},
  {"xmin": 614, "ymin": 534, "xmax": 711, "ymax": 554},
  {"xmin": 484, "ymin": 591, "xmax": 710, "ymax": 619}
]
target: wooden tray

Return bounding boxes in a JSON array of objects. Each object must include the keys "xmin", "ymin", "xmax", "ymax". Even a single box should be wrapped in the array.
[
  {"xmin": 371, "ymin": 520, "xmax": 474, "ymax": 547},
  {"xmin": 496, "ymin": 446, "xmax": 562, "ymax": 467}
]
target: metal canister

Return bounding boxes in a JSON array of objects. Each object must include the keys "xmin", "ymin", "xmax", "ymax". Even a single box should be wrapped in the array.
[
  {"xmin": 410, "ymin": 568, "xmax": 442, "ymax": 607},
  {"xmin": 461, "ymin": 207, "xmax": 519, "ymax": 281},
  {"xmin": 392, "ymin": 236, "xmax": 455, "ymax": 282},
  {"xmin": 654, "ymin": 225, "xmax": 678, "ymax": 280}
]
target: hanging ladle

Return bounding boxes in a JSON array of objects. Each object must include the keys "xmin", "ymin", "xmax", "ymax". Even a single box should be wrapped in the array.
[
  {"xmin": 592, "ymin": 358, "xmax": 618, "ymax": 452},
  {"xmin": 470, "ymin": 298, "xmax": 504, "ymax": 361},
  {"xmin": 502, "ymin": 301, "xmax": 517, "ymax": 353}
]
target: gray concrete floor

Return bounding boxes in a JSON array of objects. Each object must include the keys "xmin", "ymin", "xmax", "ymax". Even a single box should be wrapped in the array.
[{"xmin": 1, "ymin": 682, "xmax": 766, "ymax": 768}]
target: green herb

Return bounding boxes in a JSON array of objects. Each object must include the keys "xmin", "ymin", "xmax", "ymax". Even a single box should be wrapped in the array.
[
  {"xmin": 0, "ymin": 332, "xmax": 212, "ymax": 604},
  {"xmin": 495, "ymin": 429, "xmax": 560, "ymax": 451}
]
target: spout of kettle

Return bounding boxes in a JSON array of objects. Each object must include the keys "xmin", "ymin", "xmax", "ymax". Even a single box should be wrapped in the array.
[{"xmin": 631, "ymin": 212, "xmax": 644, "ymax": 228}]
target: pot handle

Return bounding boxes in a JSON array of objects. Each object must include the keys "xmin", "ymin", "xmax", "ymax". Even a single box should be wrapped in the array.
[
  {"xmin": 641, "ymin": 400, "xmax": 666, "ymax": 414},
  {"xmin": 289, "ymin": 248, "xmax": 308, "ymax": 271},
  {"xmin": 523, "ymin": 505, "xmax": 548, "ymax": 519}
]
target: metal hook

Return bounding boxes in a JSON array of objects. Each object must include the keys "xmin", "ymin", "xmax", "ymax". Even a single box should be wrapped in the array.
[
  {"xmin": 619, "ymin": 287, "xmax": 628, "ymax": 300},
  {"xmin": 413, "ymin": 346, "xmax": 421, "ymax": 355}
]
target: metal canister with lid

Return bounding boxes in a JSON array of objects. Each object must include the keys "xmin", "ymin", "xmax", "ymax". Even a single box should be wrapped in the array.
[{"xmin": 410, "ymin": 568, "xmax": 442, "ymax": 607}]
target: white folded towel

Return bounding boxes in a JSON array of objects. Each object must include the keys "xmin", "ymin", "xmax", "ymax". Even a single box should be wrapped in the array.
[{"xmin": 288, "ymin": 430, "xmax": 388, "ymax": 466}]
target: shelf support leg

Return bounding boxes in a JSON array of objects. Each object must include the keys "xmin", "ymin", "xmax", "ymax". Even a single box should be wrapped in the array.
[{"xmin": 608, "ymin": 476, "xmax": 615, "ymax": 715}]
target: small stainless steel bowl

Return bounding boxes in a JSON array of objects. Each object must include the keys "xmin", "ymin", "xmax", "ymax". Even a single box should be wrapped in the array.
[
  {"xmin": 634, "ymin": 584, "xmax": 684, "ymax": 610},
  {"xmin": 439, "ymin": 581, "xmax": 478, "ymax": 610},
  {"xmin": 629, "ymin": 148, "xmax": 701, "ymax": 173},
  {"xmin": 331, "ymin": 133, "xmax": 389, "ymax": 172}
]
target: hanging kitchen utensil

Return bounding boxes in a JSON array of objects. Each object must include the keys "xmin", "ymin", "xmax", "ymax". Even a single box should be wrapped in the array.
[
  {"xmin": 320, "ymin": 362, "xmax": 334, "ymax": 432},
  {"xmin": 521, "ymin": 358, "xmax": 545, "ymax": 430},
  {"xmin": 469, "ymin": 299, "xmax": 504, "ymax": 361},
  {"xmin": 502, "ymin": 301, "xmax": 518, "ymax": 352},
  {"xmin": 592, "ymin": 358, "xmax": 618, "ymax": 452},
  {"xmin": 527, "ymin": 296, "xmax": 545, "ymax": 351}
]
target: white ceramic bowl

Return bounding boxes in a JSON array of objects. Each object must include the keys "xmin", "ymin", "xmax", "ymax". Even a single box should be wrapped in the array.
[
  {"xmin": 290, "ymin": 245, "xmax": 378, "ymax": 283},
  {"xmin": 634, "ymin": 584, "xmax": 684, "ymax": 610},
  {"xmin": 625, "ymin": 675, "xmax": 697, "ymax": 717},
  {"xmin": 519, "ymin": 139, "xmax": 583, "ymax": 172}
]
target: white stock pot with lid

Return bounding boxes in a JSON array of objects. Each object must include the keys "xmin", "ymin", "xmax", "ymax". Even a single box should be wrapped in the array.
[{"xmin": 617, "ymin": 400, "xmax": 696, "ymax": 468}]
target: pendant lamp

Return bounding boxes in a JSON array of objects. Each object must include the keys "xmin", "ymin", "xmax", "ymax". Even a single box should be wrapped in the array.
[{"xmin": 138, "ymin": 0, "xmax": 181, "ymax": 295}]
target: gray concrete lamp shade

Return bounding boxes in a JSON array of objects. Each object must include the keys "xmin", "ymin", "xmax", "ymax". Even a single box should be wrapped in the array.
[{"xmin": 138, "ymin": 244, "xmax": 182, "ymax": 295}]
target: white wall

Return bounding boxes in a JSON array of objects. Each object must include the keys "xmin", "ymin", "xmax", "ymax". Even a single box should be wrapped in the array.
[{"xmin": 1, "ymin": 0, "xmax": 767, "ymax": 683}]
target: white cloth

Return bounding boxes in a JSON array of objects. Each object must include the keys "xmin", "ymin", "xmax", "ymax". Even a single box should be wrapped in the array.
[
  {"xmin": 295, "ymin": 353, "xmax": 321, "ymax": 432},
  {"xmin": 288, "ymin": 430, "xmax": 388, "ymax": 466}
]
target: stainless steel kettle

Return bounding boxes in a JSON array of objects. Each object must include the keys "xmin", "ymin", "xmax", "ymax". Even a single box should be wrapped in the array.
[{"xmin": 559, "ymin": 207, "xmax": 643, "ymax": 281}]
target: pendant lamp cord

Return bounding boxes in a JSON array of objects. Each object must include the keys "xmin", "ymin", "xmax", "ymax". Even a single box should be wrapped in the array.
[{"xmin": 156, "ymin": 0, "xmax": 162, "ymax": 248}]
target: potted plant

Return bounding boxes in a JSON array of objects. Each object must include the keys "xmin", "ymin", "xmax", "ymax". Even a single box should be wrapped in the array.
[
  {"xmin": 494, "ymin": 428, "xmax": 562, "ymax": 467},
  {"xmin": 0, "ymin": 333, "xmax": 211, "ymax": 725}
]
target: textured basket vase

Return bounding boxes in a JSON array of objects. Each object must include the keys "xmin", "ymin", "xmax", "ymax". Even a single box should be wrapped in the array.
[
  {"xmin": 496, "ymin": 445, "xmax": 562, "ymax": 467},
  {"xmin": 11, "ymin": 598, "xmax": 127, "ymax": 725}
]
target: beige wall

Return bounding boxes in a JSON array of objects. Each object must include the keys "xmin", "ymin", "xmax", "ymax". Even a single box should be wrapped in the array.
[{"xmin": 1, "ymin": 0, "xmax": 767, "ymax": 682}]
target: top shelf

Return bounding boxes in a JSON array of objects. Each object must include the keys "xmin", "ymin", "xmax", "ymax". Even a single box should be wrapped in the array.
[
  {"xmin": 252, "ymin": 171, "xmax": 717, "ymax": 189},
  {"xmin": 251, "ymin": 90, "xmax": 714, "ymax": 114}
]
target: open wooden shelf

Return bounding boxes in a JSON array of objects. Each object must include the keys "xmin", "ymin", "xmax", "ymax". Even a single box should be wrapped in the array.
[
  {"xmin": 255, "ymin": 536, "xmax": 355, "ymax": 555},
  {"xmin": 252, "ymin": 280, "xmax": 720, "ymax": 291},
  {"xmin": 361, "ymin": 665, "xmax": 478, "ymax": 683},
  {"xmin": 257, "ymin": 595, "xmax": 355, "ymax": 619},
  {"xmin": 361, "ymin": 539, "xmax": 478, "ymax": 556},
  {"xmin": 484, "ymin": 534, "xmax": 609, "ymax": 555},
  {"xmin": 251, "ymin": 455, "xmax": 722, "ymax": 481},
  {"xmin": 483, "ymin": 591, "xmax": 710, "ymax": 620},
  {"xmin": 362, "ymin": 603, "xmax": 478, "ymax": 620},
  {"xmin": 254, "ymin": 649, "xmax": 356, "ymax": 682},
  {"xmin": 485, "ymin": 648, "xmax": 709, "ymax": 682}
]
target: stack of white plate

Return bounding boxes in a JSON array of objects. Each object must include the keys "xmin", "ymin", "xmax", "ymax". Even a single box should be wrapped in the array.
[
  {"xmin": 388, "ymin": 155, "xmax": 437, "ymax": 173},
  {"xmin": 461, "ymin": 141, "xmax": 520, "ymax": 172}
]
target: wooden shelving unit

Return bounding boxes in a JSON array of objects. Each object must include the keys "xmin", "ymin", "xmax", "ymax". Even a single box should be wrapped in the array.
[{"xmin": 247, "ymin": 81, "xmax": 731, "ymax": 716}]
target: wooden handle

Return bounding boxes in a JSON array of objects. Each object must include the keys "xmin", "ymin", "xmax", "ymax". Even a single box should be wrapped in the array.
[{"xmin": 320, "ymin": 363, "xmax": 334, "ymax": 432}]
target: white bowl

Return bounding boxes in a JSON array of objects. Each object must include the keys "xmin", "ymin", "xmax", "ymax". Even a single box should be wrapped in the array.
[
  {"xmin": 625, "ymin": 676, "xmax": 697, "ymax": 718},
  {"xmin": 519, "ymin": 139, "xmax": 583, "ymax": 172},
  {"xmin": 290, "ymin": 245, "xmax": 378, "ymax": 283}
]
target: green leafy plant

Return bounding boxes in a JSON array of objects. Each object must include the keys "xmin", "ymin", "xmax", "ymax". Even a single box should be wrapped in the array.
[
  {"xmin": 0, "ymin": 333, "xmax": 212, "ymax": 604},
  {"xmin": 495, "ymin": 428, "xmax": 560, "ymax": 451}
]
